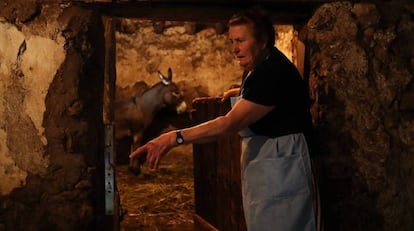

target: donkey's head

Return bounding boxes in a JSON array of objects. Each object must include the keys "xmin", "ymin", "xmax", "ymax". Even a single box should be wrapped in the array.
[{"xmin": 155, "ymin": 68, "xmax": 187, "ymax": 114}]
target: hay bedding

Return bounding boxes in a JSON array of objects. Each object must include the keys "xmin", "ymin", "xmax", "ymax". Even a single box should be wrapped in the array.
[{"xmin": 117, "ymin": 144, "xmax": 195, "ymax": 231}]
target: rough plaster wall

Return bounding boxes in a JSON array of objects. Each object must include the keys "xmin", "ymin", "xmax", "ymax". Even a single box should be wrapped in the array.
[
  {"xmin": 0, "ymin": 2, "xmax": 104, "ymax": 230},
  {"xmin": 0, "ymin": 16, "xmax": 65, "ymax": 195},
  {"xmin": 307, "ymin": 1, "xmax": 414, "ymax": 230},
  {"xmin": 115, "ymin": 19, "xmax": 297, "ymax": 103},
  {"xmin": 0, "ymin": 20, "xmax": 27, "ymax": 195},
  {"xmin": 21, "ymin": 36, "xmax": 65, "ymax": 144}
]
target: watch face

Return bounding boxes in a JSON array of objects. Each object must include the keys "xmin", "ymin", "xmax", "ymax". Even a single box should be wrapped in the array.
[
  {"xmin": 177, "ymin": 137, "xmax": 184, "ymax": 144},
  {"xmin": 176, "ymin": 130, "xmax": 184, "ymax": 144}
]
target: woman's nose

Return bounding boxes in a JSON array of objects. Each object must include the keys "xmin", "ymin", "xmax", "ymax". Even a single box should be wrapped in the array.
[{"xmin": 232, "ymin": 44, "xmax": 239, "ymax": 54}]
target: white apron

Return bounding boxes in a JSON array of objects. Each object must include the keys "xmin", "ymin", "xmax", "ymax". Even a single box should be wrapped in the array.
[{"xmin": 231, "ymin": 96, "xmax": 316, "ymax": 231}]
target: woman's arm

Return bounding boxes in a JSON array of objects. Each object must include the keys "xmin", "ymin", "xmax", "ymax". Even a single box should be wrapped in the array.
[{"xmin": 130, "ymin": 98, "xmax": 274, "ymax": 169}]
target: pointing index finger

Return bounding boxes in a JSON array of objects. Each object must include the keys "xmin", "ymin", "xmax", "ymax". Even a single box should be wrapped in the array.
[{"xmin": 129, "ymin": 145, "xmax": 147, "ymax": 159}]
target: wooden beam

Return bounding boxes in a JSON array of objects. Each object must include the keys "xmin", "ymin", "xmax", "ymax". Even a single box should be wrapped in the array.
[
  {"xmin": 82, "ymin": 0, "xmax": 333, "ymax": 3},
  {"xmin": 71, "ymin": 0, "xmax": 330, "ymax": 24},
  {"xmin": 102, "ymin": 15, "xmax": 116, "ymax": 124}
]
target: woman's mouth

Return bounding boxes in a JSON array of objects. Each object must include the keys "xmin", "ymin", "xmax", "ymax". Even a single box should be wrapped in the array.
[{"xmin": 236, "ymin": 56, "xmax": 246, "ymax": 63}]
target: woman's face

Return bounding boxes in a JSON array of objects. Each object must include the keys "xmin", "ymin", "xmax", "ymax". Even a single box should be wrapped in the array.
[{"xmin": 228, "ymin": 24, "xmax": 267, "ymax": 71}]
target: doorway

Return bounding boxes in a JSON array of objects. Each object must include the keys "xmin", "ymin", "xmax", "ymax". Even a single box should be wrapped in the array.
[{"xmin": 98, "ymin": 7, "xmax": 307, "ymax": 231}]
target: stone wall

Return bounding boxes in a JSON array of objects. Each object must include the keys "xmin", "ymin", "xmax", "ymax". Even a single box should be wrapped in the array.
[
  {"xmin": 307, "ymin": 1, "xmax": 414, "ymax": 230},
  {"xmin": 114, "ymin": 19, "xmax": 298, "ymax": 108},
  {"xmin": 0, "ymin": 1, "xmax": 105, "ymax": 230}
]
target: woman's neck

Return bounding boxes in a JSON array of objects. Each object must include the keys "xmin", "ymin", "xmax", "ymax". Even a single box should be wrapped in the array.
[{"xmin": 245, "ymin": 48, "xmax": 271, "ymax": 71}]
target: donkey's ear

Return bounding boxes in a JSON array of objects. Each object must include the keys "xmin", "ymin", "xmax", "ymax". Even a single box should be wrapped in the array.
[
  {"xmin": 158, "ymin": 70, "xmax": 171, "ymax": 86},
  {"xmin": 167, "ymin": 68, "xmax": 172, "ymax": 81}
]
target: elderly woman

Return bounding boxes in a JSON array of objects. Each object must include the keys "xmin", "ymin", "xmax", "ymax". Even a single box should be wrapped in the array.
[{"xmin": 130, "ymin": 8, "xmax": 316, "ymax": 231}]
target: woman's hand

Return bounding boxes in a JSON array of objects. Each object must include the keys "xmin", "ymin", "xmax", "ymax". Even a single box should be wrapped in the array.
[
  {"xmin": 129, "ymin": 131, "xmax": 174, "ymax": 169},
  {"xmin": 221, "ymin": 88, "xmax": 240, "ymax": 102}
]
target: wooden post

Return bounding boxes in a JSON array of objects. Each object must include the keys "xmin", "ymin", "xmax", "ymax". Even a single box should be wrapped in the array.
[{"xmin": 102, "ymin": 14, "xmax": 119, "ymax": 231}]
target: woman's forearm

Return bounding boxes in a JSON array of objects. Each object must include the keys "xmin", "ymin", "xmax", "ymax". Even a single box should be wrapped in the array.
[{"xmin": 180, "ymin": 115, "xmax": 237, "ymax": 144}]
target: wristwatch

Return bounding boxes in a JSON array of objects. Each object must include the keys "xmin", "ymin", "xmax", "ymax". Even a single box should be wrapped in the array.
[{"xmin": 176, "ymin": 130, "xmax": 184, "ymax": 145}]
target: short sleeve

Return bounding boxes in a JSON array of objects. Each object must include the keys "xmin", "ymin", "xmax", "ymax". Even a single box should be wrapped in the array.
[{"xmin": 241, "ymin": 64, "xmax": 283, "ymax": 106}]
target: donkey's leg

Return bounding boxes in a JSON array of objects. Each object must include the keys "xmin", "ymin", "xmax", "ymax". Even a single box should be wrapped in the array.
[{"xmin": 129, "ymin": 134, "xmax": 144, "ymax": 176}]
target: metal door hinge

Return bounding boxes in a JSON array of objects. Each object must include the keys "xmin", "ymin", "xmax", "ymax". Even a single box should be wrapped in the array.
[{"xmin": 104, "ymin": 124, "xmax": 115, "ymax": 215}]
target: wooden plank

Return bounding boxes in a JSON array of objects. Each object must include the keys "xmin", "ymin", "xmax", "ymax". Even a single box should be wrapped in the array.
[
  {"xmin": 192, "ymin": 97, "xmax": 246, "ymax": 231},
  {"xmin": 194, "ymin": 214, "xmax": 220, "ymax": 231},
  {"xmin": 192, "ymin": 98, "xmax": 221, "ymax": 227}
]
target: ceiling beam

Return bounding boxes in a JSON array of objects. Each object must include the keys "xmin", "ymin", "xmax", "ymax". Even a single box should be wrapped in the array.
[{"xmin": 71, "ymin": 0, "xmax": 334, "ymax": 24}]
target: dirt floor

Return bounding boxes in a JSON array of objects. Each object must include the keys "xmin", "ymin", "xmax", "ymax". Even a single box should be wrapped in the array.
[{"xmin": 116, "ymin": 144, "xmax": 195, "ymax": 231}]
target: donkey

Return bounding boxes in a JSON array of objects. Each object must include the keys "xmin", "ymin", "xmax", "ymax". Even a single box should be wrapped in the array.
[{"xmin": 114, "ymin": 68, "xmax": 187, "ymax": 175}]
